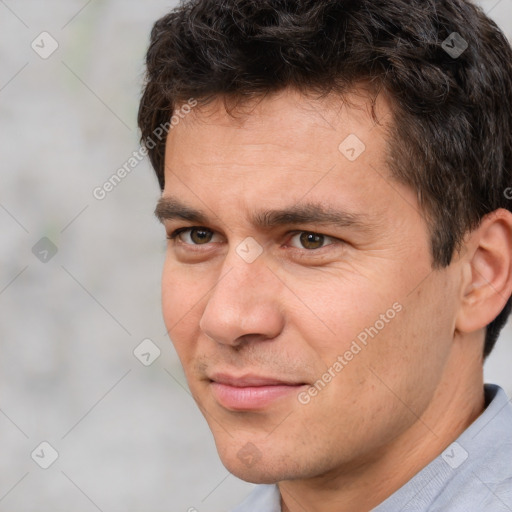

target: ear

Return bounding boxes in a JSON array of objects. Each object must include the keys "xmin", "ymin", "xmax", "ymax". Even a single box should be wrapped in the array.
[{"xmin": 456, "ymin": 209, "xmax": 512, "ymax": 334}]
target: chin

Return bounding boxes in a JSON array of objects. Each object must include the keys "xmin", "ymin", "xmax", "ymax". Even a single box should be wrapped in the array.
[
  {"xmin": 216, "ymin": 441, "xmax": 308, "ymax": 484},
  {"xmin": 221, "ymin": 458, "xmax": 290, "ymax": 485},
  {"xmin": 227, "ymin": 465, "xmax": 282, "ymax": 484}
]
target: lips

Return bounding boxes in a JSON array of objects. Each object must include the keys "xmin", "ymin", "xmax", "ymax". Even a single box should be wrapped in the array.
[{"xmin": 208, "ymin": 373, "xmax": 307, "ymax": 411}]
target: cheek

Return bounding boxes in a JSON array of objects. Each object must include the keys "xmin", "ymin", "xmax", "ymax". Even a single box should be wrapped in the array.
[
  {"xmin": 161, "ymin": 254, "xmax": 215, "ymax": 312},
  {"xmin": 292, "ymin": 269, "xmax": 449, "ymax": 413},
  {"xmin": 352, "ymin": 272, "xmax": 458, "ymax": 416},
  {"xmin": 161, "ymin": 260, "xmax": 207, "ymax": 361},
  {"xmin": 291, "ymin": 270, "xmax": 402, "ymax": 359},
  {"xmin": 396, "ymin": 273, "xmax": 457, "ymax": 374}
]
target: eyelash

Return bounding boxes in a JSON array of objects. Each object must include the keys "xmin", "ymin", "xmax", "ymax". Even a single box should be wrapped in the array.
[{"xmin": 167, "ymin": 227, "xmax": 214, "ymax": 241}]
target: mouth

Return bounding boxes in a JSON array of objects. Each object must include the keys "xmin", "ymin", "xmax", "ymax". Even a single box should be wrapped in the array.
[{"xmin": 208, "ymin": 373, "xmax": 308, "ymax": 411}]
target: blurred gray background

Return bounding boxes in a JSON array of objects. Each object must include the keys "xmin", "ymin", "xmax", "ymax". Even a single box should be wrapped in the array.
[{"xmin": 1, "ymin": 1, "xmax": 511, "ymax": 511}]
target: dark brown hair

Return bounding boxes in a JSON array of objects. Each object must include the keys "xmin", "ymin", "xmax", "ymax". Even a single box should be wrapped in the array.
[{"xmin": 138, "ymin": 0, "xmax": 512, "ymax": 357}]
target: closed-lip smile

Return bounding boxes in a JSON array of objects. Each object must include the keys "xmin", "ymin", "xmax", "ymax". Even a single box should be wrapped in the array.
[
  {"xmin": 208, "ymin": 373, "xmax": 307, "ymax": 410},
  {"xmin": 210, "ymin": 373, "xmax": 305, "ymax": 387}
]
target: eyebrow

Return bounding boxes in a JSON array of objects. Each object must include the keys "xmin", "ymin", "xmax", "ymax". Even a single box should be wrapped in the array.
[
  {"xmin": 155, "ymin": 197, "xmax": 209, "ymax": 224},
  {"xmin": 251, "ymin": 203, "xmax": 369, "ymax": 230},
  {"xmin": 155, "ymin": 196, "xmax": 373, "ymax": 231}
]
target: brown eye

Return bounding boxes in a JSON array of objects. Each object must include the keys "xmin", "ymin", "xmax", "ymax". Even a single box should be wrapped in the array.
[
  {"xmin": 299, "ymin": 232, "xmax": 325, "ymax": 249},
  {"xmin": 172, "ymin": 227, "xmax": 217, "ymax": 245},
  {"xmin": 189, "ymin": 228, "xmax": 214, "ymax": 244}
]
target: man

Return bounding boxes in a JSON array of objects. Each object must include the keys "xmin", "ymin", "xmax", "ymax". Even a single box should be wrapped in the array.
[{"xmin": 138, "ymin": 0, "xmax": 512, "ymax": 510}]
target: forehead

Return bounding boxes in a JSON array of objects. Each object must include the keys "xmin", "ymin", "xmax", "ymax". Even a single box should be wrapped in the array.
[
  {"xmin": 162, "ymin": 88, "xmax": 400, "ymax": 219},
  {"xmin": 169, "ymin": 88, "xmax": 391, "ymax": 150}
]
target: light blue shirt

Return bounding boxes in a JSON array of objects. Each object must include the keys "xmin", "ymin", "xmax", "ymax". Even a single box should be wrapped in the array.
[{"xmin": 231, "ymin": 384, "xmax": 512, "ymax": 511}]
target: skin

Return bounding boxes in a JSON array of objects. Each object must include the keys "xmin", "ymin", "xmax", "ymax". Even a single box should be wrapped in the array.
[{"xmin": 157, "ymin": 88, "xmax": 512, "ymax": 512}]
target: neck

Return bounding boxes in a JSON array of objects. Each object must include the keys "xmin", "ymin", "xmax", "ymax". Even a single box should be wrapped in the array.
[{"xmin": 279, "ymin": 335, "xmax": 485, "ymax": 512}]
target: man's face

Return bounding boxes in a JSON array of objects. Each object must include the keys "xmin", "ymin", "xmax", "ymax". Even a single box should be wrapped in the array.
[{"xmin": 159, "ymin": 89, "xmax": 460, "ymax": 482}]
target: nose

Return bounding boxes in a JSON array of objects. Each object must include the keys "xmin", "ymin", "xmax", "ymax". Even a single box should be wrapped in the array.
[{"xmin": 199, "ymin": 252, "xmax": 285, "ymax": 346}]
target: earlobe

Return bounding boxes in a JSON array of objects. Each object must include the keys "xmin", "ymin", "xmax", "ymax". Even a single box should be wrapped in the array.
[{"xmin": 456, "ymin": 209, "xmax": 512, "ymax": 334}]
